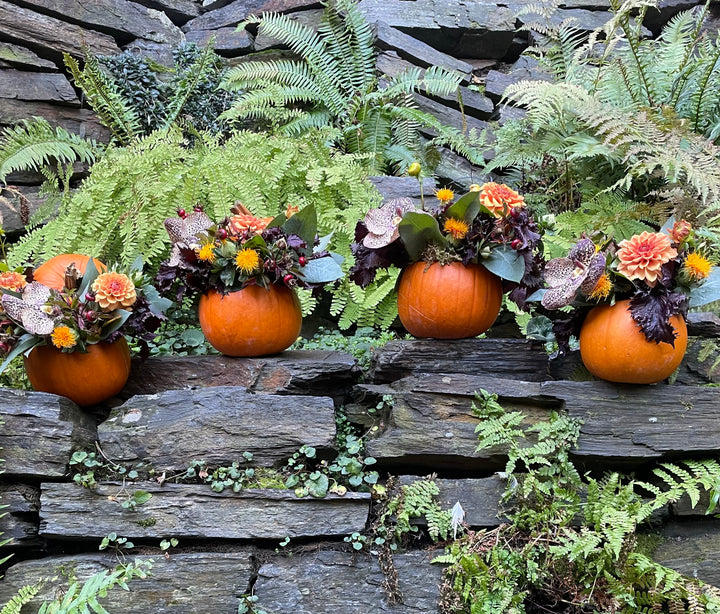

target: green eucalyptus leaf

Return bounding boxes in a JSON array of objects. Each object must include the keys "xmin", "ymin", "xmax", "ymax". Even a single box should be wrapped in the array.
[
  {"xmin": 298, "ymin": 256, "xmax": 344, "ymax": 284},
  {"xmin": 482, "ymin": 247, "xmax": 524, "ymax": 283},
  {"xmin": 689, "ymin": 267, "xmax": 720, "ymax": 308},
  {"xmin": 0, "ymin": 333, "xmax": 39, "ymax": 374},
  {"xmin": 78, "ymin": 258, "xmax": 101, "ymax": 297},
  {"xmin": 282, "ymin": 204, "xmax": 317, "ymax": 246},
  {"xmin": 444, "ymin": 191, "xmax": 480, "ymax": 225},
  {"xmin": 100, "ymin": 309, "xmax": 131, "ymax": 338},
  {"xmin": 398, "ymin": 212, "xmax": 447, "ymax": 261}
]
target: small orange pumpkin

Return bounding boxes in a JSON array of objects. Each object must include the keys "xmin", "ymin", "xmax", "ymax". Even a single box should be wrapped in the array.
[
  {"xmin": 33, "ymin": 254, "xmax": 105, "ymax": 290},
  {"xmin": 397, "ymin": 261, "xmax": 503, "ymax": 339},
  {"xmin": 579, "ymin": 299, "xmax": 688, "ymax": 384},
  {"xmin": 24, "ymin": 337, "xmax": 132, "ymax": 407},
  {"xmin": 198, "ymin": 285, "xmax": 302, "ymax": 357}
]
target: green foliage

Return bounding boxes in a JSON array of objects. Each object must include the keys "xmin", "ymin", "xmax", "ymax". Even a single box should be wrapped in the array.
[
  {"xmin": 237, "ymin": 594, "xmax": 271, "ymax": 614},
  {"xmin": 292, "ymin": 326, "xmax": 399, "ymax": 371},
  {"xmin": 8, "ymin": 127, "xmax": 390, "ymax": 325},
  {"xmin": 0, "ymin": 585, "xmax": 42, "ymax": 614},
  {"xmin": 222, "ymin": 0, "xmax": 483, "ymax": 174},
  {"xmin": 0, "ymin": 117, "xmax": 100, "ymax": 186},
  {"xmin": 436, "ymin": 389, "xmax": 720, "ymax": 613},
  {"xmin": 98, "ymin": 533, "xmax": 134, "ymax": 553},
  {"xmin": 492, "ymin": 0, "xmax": 720, "ymax": 227}
]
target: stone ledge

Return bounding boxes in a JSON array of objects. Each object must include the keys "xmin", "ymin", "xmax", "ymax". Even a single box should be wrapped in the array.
[
  {"xmin": 39, "ymin": 482, "xmax": 371, "ymax": 540},
  {"xmin": 99, "ymin": 387, "xmax": 337, "ymax": 471},
  {"xmin": 0, "ymin": 551, "xmax": 254, "ymax": 613}
]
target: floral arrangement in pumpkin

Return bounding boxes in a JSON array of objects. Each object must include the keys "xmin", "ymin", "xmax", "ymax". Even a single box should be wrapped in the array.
[
  {"xmin": 540, "ymin": 219, "xmax": 720, "ymax": 352},
  {"xmin": 155, "ymin": 202, "xmax": 343, "ymax": 300},
  {"xmin": 350, "ymin": 181, "xmax": 545, "ymax": 306},
  {"xmin": 0, "ymin": 257, "xmax": 169, "ymax": 371}
]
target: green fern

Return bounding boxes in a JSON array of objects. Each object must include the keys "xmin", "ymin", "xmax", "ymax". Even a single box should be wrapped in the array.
[
  {"xmin": 222, "ymin": 0, "xmax": 473, "ymax": 175},
  {"xmin": 0, "ymin": 584, "xmax": 42, "ymax": 614}
]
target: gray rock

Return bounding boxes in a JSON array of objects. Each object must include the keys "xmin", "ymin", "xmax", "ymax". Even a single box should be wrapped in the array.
[
  {"xmin": 17, "ymin": 0, "xmax": 184, "ymax": 45},
  {"xmin": 433, "ymin": 144, "xmax": 491, "ymax": 187},
  {"xmin": 254, "ymin": 550, "xmax": 443, "ymax": 613},
  {"xmin": 414, "ymin": 93, "xmax": 491, "ymax": 137},
  {"xmin": 122, "ymin": 351, "xmax": 358, "ymax": 403},
  {"xmin": 183, "ymin": 0, "xmax": 319, "ymax": 32},
  {"xmin": 375, "ymin": 23, "xmax": 473, "ymax": 82},
  {"xmin": 185, "ymin": 27, "xmax": 254, "ymax": 53},
  {"xmin": 40, "ymin": 483, "xmax": 370, "ymax": 540},
  {"xmin": 370, "ymin": 339, "xmax": 551, "ymax": 383},
  {"xmin": 0, "ymin": 1, "xmax": 121, "ymax": 58},
  {"xmin": 0, "ymin": 484, "xmax": 41, "ymax": 549},
  {"xmin": 0, "ymin": 99, "xmax": 109, "ymax": 141},
  {"xmin": 132, "ymin": 0, "xmax": 201, "ymax": 24},
  {"xmin": 368, "ymin": 176, "xmax": 436, "ymax": 205},
  {"xmin": 0, "ymin": 42, "xmax": 57, "ymax": 71},
  {"xmin": 122, "ymin": 39, "xmax": 178, "ymax": 66},
  {"xmin": 0, "ymin": 70, "xmax": 78, "ymax": 104},
  {"xmin": 687, "ymin": 312, "xmax": 720, "ymax": 337},
  {"xmin": 358, "ymin": 0, "xmax": 517, "ymax": 59},
  {"xmin": 653, "ymin": 520, "xmax": 720, "ymax": 588},
  {"xmin": 0, "ymin": 389, "xmax": 96, "ymax": 479},
  {"xmin": 0, "ymin": 552, "xmax": 254, "ymax": 613},
  {"xmin": 363, "ymin": 374, "xmax": 720, "ymax": 470},
  {"xmin": 485, "ymin": 55, "xmax": 552, "ymax": 102},
  {"xmin": 98, "ymin": 387, "xmax": 337, "ymax": 471},
  {"xmin": 0, "ymin": 186, "xmax": 46, "ymax": 236},
  {"xmin": 644, "ymin": 0, "xmax": 704, "ymax": 35},
  {"xmin": 675, "ymin": 337, "xmax": 720, "ymax": 386}
]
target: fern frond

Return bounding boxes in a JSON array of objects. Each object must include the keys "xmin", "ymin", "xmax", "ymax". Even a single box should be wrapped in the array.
[
  {"xmin": 0, "ymin": 118, "xmax": 100, "ymax": 183},
  {"xmin": 63, "ymin": 51, "xmax": 141, "ymax": 146},
  {"xmin": 0, "ymin": 584, "xmax": 42, "ymax": 614}
]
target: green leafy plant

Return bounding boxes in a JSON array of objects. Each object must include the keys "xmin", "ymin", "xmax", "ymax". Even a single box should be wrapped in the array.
[
  {"xmin": 292, "ymin": 326, "xmax": 398, "ymax": 371},
  {"xmin": 491, "ymin": 0, "xmax": 720, "ymax": 227},
  {"xmin": 98, "ymin": 533, "xmax": 134, "ymax": 554},
  {"xmin": 433, "ymin": 389, "xmax": 720, "ymax": 613},
  {"xmin": 222, "ymin": 0, "xmax": 484, "ymax": 174}
]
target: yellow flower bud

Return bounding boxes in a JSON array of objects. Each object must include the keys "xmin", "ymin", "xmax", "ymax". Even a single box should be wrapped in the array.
[{"xmin": 408, "ymin": 162, "xmax": 421, "ymax": 177}]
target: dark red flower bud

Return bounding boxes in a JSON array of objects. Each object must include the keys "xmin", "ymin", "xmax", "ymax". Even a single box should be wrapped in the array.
[
  {"xmin": 511, "ymin": 238, "xmax": 522, "ymax": 250},
  {"xmin": 194, "ymin": 204, "xmax": 204, "ymax": 213},
  {"xmin": 283, "ymin": 274, "xmax": 294, "ymax": 285},
  {"xmin": 510, "ymin": 207, "xmax": 522, "ymax": 219},
  {"xmin": 84, "ymin": 311, "xmax": 95, "ymax": 321},
  {"xmin": 177, "ymin": 208, "xmax": 187, "ymax": 219},
  {"xmin": 298, "ymin": 256, "xmax": 307, "ymax": 266},
  {"xmin": 216, "ymin": 228, "xmax": 228, "ymax": 240},
  {"xmin": 85, "ymin": 292, "xmax": 95, "ymax": 302}
]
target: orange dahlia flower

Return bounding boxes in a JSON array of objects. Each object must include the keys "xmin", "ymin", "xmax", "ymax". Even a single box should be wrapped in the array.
[
  {"xmin": 0, "ymin": 271, "xmax": 27, "ymax": 292},
  {"xmin": 616, "ymin": 232, "xmax": 677, "ymax": 285},
  {"xmin": 478, "ymin": 182, "xmax": 525, "ymax": 218},
  {"xmin": 92, "ymin": 273, "xmax": 137, "ymax": 311},
  {"xmin": 228, "ymin": 214, "xmax": 274, "ymax": 237}
]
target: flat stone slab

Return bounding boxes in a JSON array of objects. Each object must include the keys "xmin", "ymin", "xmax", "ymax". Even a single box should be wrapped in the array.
[
  {"xmin": 370, "ymin": 339, "xmax": 551, "ymax": 383},
  {"xmin": 0, "ymin": 389, "xmax": 96, "ymax": 479},
  {"xmin": 0, "ymin": 552, "xmax": 253, "ymax": 613},
  {"xmin": 0, "ymin": 484, "xmax": 40, "ymax": 549},
  {"xmin": 185, "ymin": 27, "xmax": 254, "ymax": 53},
  {"xmin": 183, "ymin": 0, "xmax": 318, "ymax": 32},
  {"xmin": 254, "ymin": 550, "xmax": 443, "ymax": 612},
  {"xmin": 99, "ymin": 387, "xmax": 337, "ymax": 471},
  {"xmin": 0, "ymin": 0, "xmax": 121, "ymax": 58},
  {"xmin": 0, "ymin": 42, "xmax": 56, "ymax": 70},
  {"xmin": 652, "ymin": 520, "xmax": 720, "ymax": 588},
  {"xmin": 0, "ymin": 70, "xmax": 78, "ymax": 104},
  {"xmin": 122, "ymin": 351, "xmax": 358, "ymax": 401},
  {"xmin": 363, "ymin": 374, "xmax": 720, "ymax": 469},
  {"xmin": 40, "ymin": 483, "xmax": 370, "ymax": 540},
  {"xmin": 0, "ymin": 99, "xmax": 109, "ymax": 141}
]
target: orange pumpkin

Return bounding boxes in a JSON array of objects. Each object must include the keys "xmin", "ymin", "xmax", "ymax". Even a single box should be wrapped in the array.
[
  {"xmin": 397, "ymin": 261, "xmax": 503, "ymax": 339},
  {"xmin": 24, "ymin": 337, "xmax": 132, "ymax": 407},
  {"xmin": 579, "ymin": 299, "xmax": 687, "ymax": 384},
  {"xmin": 33, "ymin": 254, "xmax": 105, "ymax": 290},
  {"xmin": 198, "ymin": 285, "xmax": 302, "ymax": 357}
]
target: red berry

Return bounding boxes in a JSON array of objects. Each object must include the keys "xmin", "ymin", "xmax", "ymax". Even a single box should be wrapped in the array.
[
  {"xmin": 177, "ymin": 208, "xmax": 187, "ymax": 219},
  {"xmin": 194, "ymin": 204, "xmax": 204, "ymax": 213},
  {"xmin": 511, "ymin": 238, "xmax": 522, "ymax": 250},
  {"xmin": 283, "ymin": 274, "xmax": 294, "ymax": 285},
  {"xmin": 85, "ymin": 292, "xmax": 95, "ymax": 302},
  {"xmin": 510, "ymin": 207, "xmax": 521, "ymax": 219},
  {"xmin": 84, "ymin": 311, "xmax": 95, "ymax": 321},
  {"xmin": 298, "ymin": 256, "xmax": 307, "ymax": 266},
  {"xmin": 216, "ymin": 228, "xmax": 228, "ymax": 240}
]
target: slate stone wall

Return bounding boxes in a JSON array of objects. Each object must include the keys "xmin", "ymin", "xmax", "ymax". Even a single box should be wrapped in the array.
[
  {"xmin": 0, "ymin": 317, "xmax": 719, "ymax": 612},
  {"xmin": 0, "ymin": 0, "xmax": 717, "ymax": 233}
]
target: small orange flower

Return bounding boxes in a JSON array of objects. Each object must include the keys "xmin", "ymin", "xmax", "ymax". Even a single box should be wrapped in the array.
[
  {"xmin": 92, "ymin": 273, "xmax": 137, "ymax": 311},
  {"xmin": 478, "ymin": 182, "xmax": 525, "ymax": 218},
  {"xmin": 588, "ymin": 273, "xmax": 612, "ymax": 301},
  {"xmin": 228, "ymin": 213, "xmax": 273, "ymax": 237},
  {"xmin": 683, "ymin": 252, "xmax": 712, "ymax": 281},
  {"xmin": 443, "ymin": 218, "xmax": 469, "ymax": 240},
  {"xmin": 616, "ymin": 232, "xmax": 677, "ymax": 286},
  {"xmin": 435, "ymin": 188, "xmax": 455, "ymax": 204},
  {"xmin": 285, "ymin": 204, "xmax": 299, "ymax": 219},
  {"xmin": 197, "ymin": 243, "xmax": 216, "ymax": 263},
  {"xmin": 51, "ymin": 326, "xmax": 77, "ymax": 349},
  {"xmin": 235, "ymin": 248, "xmax": 260, "ymax": 274},
  {"xmin": 0, "ymin": 271, "xmax": 27, "ymax": 292}
]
